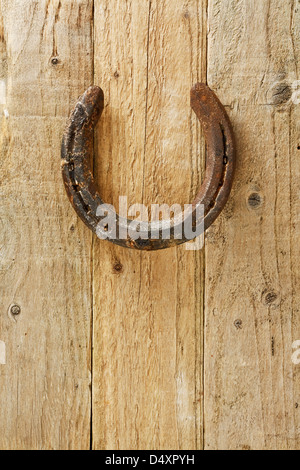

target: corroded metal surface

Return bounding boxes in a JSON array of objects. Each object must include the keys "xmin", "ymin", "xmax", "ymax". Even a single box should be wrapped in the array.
[{"xmin": 61, "ymin": 84, "xmax": 236, "ymax": 251}]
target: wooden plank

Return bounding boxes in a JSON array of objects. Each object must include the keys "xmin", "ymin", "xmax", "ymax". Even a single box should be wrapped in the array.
[
  {"xmin": 0, "ymin": 0, "xmax": 93, "ymax": 450},
  {"xmin": 205, "ymin": 0, "xmax": 300, "ymax": 450},
  {"xmin": 92, "ymin": 0, "xmax": 207, "ymax": 450}
]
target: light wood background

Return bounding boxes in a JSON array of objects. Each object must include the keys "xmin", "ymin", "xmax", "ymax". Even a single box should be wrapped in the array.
[{"xmin": 0, "ymin": 0, "xmax": 299, "ymax": 450}]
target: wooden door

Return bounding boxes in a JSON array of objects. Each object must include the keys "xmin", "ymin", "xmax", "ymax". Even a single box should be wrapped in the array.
[{"xmin": 0, "ymin": 0, "xmax": 299, "ymax": 450}]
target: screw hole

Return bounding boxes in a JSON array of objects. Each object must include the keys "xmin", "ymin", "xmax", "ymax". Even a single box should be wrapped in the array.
[{"xmin": 10, "ymin": 304, "xmax": 21, "ymax": 316}]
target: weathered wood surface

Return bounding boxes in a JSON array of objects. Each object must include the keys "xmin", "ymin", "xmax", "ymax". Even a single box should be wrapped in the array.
[
  {"xmin": 0, "ymin": 0, "xmax": 93, "ymax": 450},
  {"xmin": 204, "ymin": 0, "xmax": 300, "ymax": 450},
  {"xmin": 0, "ymin": 0, "xmax": 299, "ymax": 451},
  {"xmin": 92, "ymin": 0, "xmax": 206, "ymax": 450}
]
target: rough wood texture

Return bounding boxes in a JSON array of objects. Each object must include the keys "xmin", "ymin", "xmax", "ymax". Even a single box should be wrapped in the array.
[
  {"xmin": 204, "ymin": 0, "xmax": 300, "ymax": 450},
  {"xmin": 0, "ymin": 0, "xmax": 93, "ymax": 450},
  {"xmin": 92, "ymin": 0, "xmax": 207, "ymax": 450}
]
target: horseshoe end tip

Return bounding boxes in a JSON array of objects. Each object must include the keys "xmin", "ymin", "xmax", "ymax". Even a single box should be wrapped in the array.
[
  {"xmin": 79, "ymin": 85, "xmax": 105, "ymax": 121},
  {"xmin": 84, "ymin": 85, "xmax": 104, "ymax": 106},
  {"xmin": 190, "ymin": 82, "xmax": 211, "ymax": 101}
]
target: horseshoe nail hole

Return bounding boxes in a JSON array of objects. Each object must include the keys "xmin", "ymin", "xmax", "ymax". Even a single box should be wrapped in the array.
[
  {"xmin": 114, "ymin": 71, "xmax": 120, "ymax": 78},
  {"xmin": 104, "ymin": 224, "xmax": 108, "ymax": 232},
  {"xmin": 75, "ymin": 192, "xmax": 91, "ymax": 214},
  {"xmin": 248, "ymin": 192, "xmax": 262, "ymax": 209},
  {"xmin": 208, "ymin": 200, "xmax": 216, "ymax": 210}
]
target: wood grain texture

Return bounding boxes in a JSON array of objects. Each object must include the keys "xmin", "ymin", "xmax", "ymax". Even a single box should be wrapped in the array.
[
  {"xmin": 0, "ymin": 0, "xmax": 93, "ymax": 449},
  {"xmin": 204, "ymin": 0, "xmax": 300, "ymax": 450},
  {"xmin": 92, "ymin": 0, "xmax": 207, "ymax": 450}
]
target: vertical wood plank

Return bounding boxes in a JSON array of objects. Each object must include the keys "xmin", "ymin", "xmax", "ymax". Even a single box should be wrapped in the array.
[
  {"xmin": 0, "ymin": 0, "xmax": 93, "ymax": 449},
  {"xmin": 93, "ymin": 0, "xmax": 207, "ymax": 450},
  {"xmin": 205, "ymin": 0, "xmax": 300, "ymax": 450}
]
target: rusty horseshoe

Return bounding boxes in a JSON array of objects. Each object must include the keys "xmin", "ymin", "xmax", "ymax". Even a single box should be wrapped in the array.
[{"xmin": 61, "ymin": 83, "xmax": 235, "ymax": 251}]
